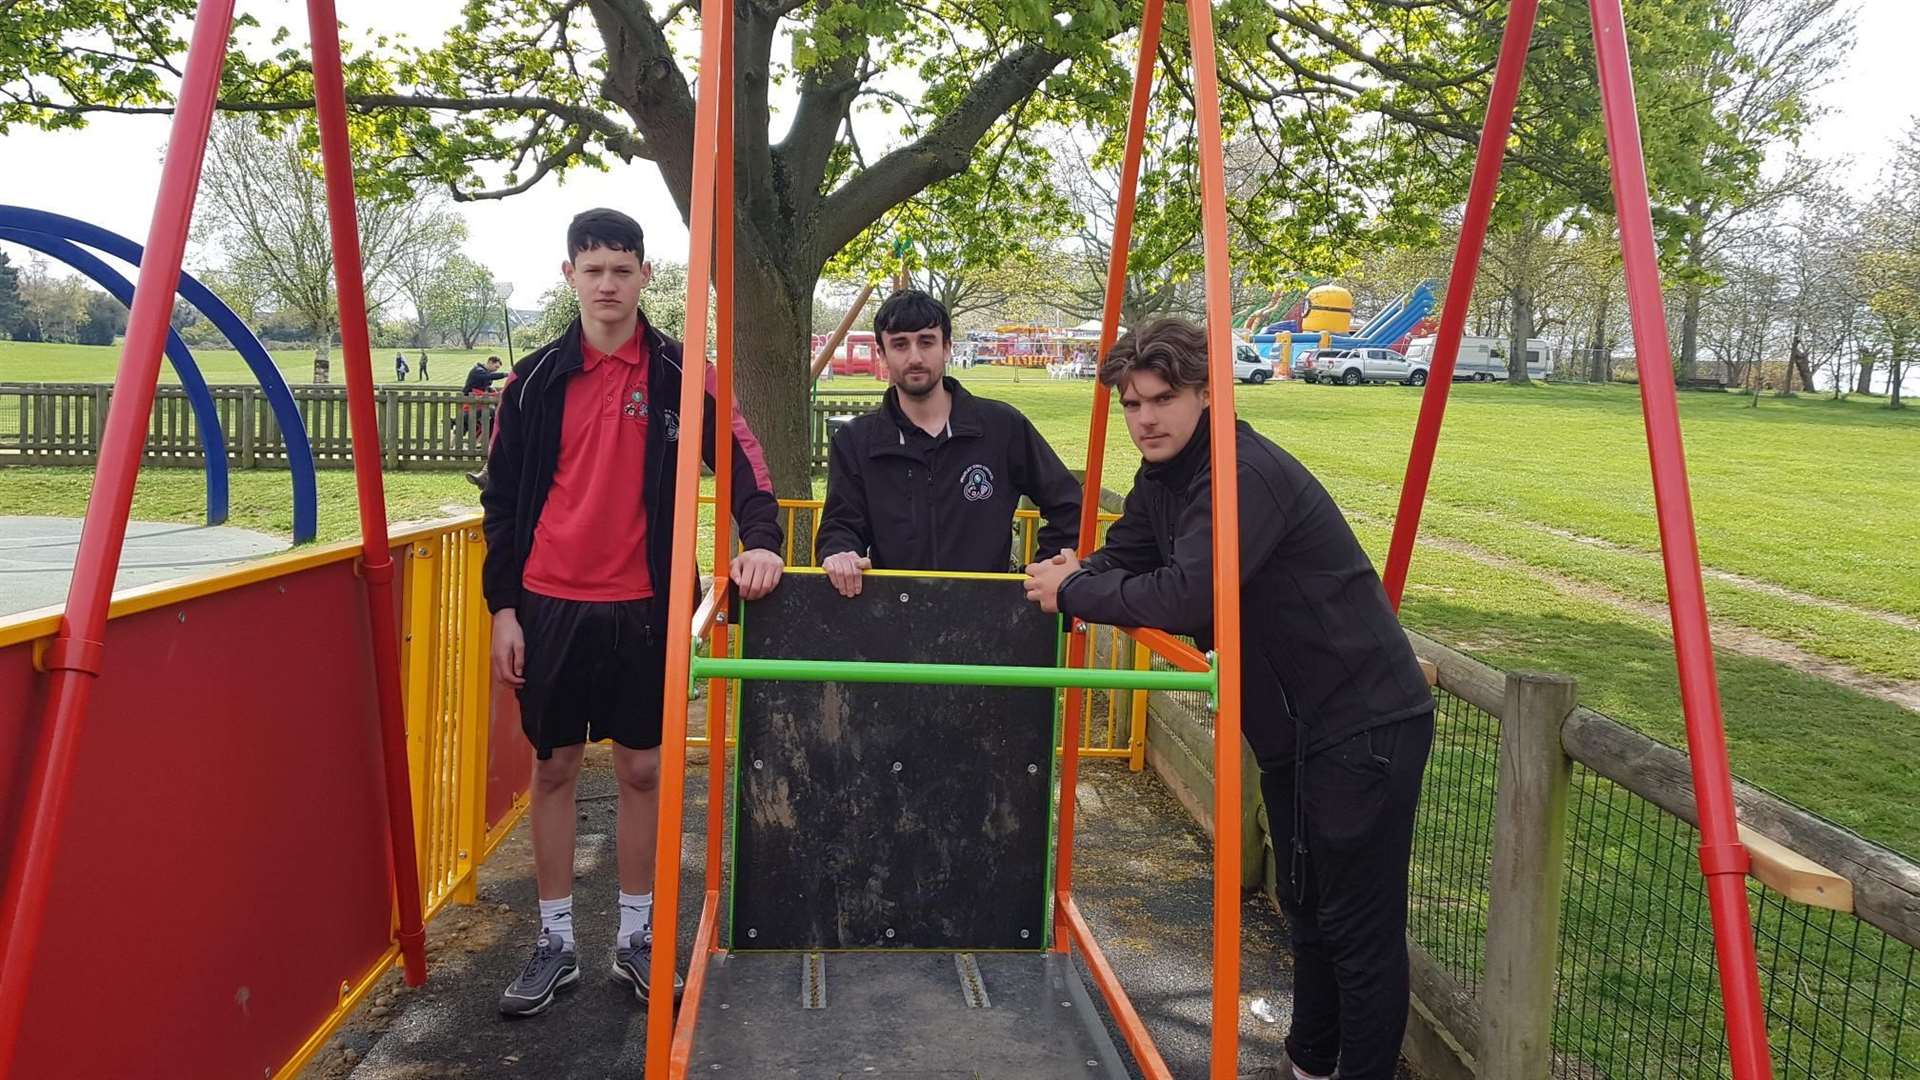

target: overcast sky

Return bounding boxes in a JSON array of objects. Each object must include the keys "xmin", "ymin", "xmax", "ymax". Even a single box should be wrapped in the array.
[{"xmin": 2, "ymin": 0, "xmax": 1915, "ymax": 298}]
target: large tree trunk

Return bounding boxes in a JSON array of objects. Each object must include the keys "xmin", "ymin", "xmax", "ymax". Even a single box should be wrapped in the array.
[
  {"xmin": 1508, "ymin": 281, "xmax": 1534, "ymax": 386},
  {"xmin": 1679, "ymin": 282, "xmax": 1703, "ymax": 384},
  {"xmin": 1676, "ymin": 222, "xmax": 1706, "ymax": 382},
  {"xmin": 1856, "ymin": 351, "xmax": 1877, "ymax": 394},
  {"xmin": 732, "ymin": 260, "xmax": 820, "ymax": 501},
  {"xmin": 1589, "ymin": 288, "xmax": 1611, "ymax": 382},
  {"xmin": 1789, "ymin": 330, "xmax": 1816, "ymax": 393}
]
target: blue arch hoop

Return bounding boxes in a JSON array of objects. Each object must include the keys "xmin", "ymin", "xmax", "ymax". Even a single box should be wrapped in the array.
[
  {"xmin": 0, "ymin": 206, "xmax": 319, "ymax": 543},
  {"xmin": 0, "ymin": 227, "xmax": 231, "ymax": 525}
]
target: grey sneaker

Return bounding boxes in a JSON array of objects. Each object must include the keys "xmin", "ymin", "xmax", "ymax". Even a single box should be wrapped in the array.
[
  {"xmin": 612, "ymin": 930, "xmax": 685, "ymax": 1004},
  {"xmin": 499, "ymin": 931, "xmax": 579, "ymax": 1017}
]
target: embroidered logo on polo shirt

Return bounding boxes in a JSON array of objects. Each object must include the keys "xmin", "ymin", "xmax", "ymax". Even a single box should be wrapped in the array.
[
  {"xmin": 623, "ymin": 388, "xmax": 647, "ymax": 422},
  {"xmin": 960, "ymin": 463, "xmax": 994, "ymax": 502}
]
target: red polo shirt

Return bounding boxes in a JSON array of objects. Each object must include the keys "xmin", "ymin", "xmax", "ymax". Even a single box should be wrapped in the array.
[{"xmin": 522, "ymin": 329, "xmax": 654, "ymax": 601}]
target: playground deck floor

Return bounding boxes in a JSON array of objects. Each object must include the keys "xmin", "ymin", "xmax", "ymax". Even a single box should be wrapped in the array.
[
  {"xmin": 0, "ymin": 516, "xmax": 283, "ymax": 618},
  {"xmin": 303, "ymin": 708, "xmax": 1414, "ymax": 1079}
]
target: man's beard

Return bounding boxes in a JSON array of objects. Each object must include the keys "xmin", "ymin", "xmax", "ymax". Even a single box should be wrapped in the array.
[{"xmin": 898, "ymin": 367, "xmax": 940, "ymax": 398}]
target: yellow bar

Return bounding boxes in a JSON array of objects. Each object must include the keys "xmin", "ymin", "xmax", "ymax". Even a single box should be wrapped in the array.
[
  {"xmin": 1130, "ymin": 641, "xmax": 1151, "ymax": 771},
  {"xmin": 454, "ymin": 526, "xmax": 490, "ymax": 905},
  {"xmin": 270, "ymin": 945, "xmax": 402, "ymax": 1080},
  {"xmin": 401, "ymin": 539, "xmax": 437, "ymax": 902}
]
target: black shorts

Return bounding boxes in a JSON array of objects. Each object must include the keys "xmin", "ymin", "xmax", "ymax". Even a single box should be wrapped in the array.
[{"xmin": 516, "ymin": 591, "xmax": 666, "ymax": 759}]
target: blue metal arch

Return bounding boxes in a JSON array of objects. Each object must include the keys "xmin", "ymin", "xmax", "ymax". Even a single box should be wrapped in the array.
[
  {"xmin": 0, "ymin": 206, "xmax": 318, "ymax": 543},
  {"xmin": 0, "ymin": 227, "xmax": 230, "ymax": 527}
]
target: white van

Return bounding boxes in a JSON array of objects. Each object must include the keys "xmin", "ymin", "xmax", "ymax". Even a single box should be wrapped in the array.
[{"xmin": 1406, "ymin": 336, "xmax": 1553, "ymax": 382}]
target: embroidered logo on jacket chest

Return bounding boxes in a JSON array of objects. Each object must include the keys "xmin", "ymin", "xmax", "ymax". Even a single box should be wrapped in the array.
[{"xmin": 959, "ymin": 463, "xmax": 994, "ymax": 502}]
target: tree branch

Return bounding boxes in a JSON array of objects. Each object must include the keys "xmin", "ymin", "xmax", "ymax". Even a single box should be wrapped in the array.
[
  {"xmin": 450, "ymin": 131, "xmax": 592, "ymax": 201},
  {"xmin": 813, "ymin": 42, "xmax": 1065, "ymax": 265},
  {"xmin": 42, "ymin": 91, "xmax": 652, "ymax": 160}
]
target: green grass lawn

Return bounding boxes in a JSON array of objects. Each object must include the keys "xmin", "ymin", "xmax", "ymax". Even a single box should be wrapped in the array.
[
  {"xmin": 2, "ymin": 347, "xmax": 1916, "ymax": 854},
  {"xmin": 0, "ymin": 338, "xmax": 508, "ymax": 388}
]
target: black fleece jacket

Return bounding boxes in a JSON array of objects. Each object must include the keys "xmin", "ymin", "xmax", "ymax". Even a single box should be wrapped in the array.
[
  {"xmin": 479, "ymin": 315, "xmax": 782, "ymax": 628},
  {"xmin": 815, "ymin": 377, "xmax": 1082, "ymax": 572},
  {"xmin": 1059, "ymin": 415, "xmax": 1432, "ymax": 766}
]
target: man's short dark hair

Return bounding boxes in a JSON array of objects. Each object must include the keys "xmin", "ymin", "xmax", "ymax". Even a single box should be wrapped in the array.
[
  {"xmin": 567, "ymin": 208, "xmax": 646, "ymax": 263},
  {"xmin": 873, "ymin": 289, "xmax": 951, "ymax": 346},
  {"xmin": 1101, "ymin": 318, "xmax": 1212, "ymax": 392},
  {"xmin": 486, "ymin": 355, "xmax": 503, "ymax": 366}
]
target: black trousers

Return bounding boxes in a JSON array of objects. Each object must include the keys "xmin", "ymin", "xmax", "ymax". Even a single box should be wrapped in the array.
[{"xmin": 1259, "ymin": 711, "xmax": 1433, "ymax": 1080}]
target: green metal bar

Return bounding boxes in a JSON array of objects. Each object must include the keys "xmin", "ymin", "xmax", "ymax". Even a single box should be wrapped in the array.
[{"xmin": 692, "ymin": 656, "xmax": 1214, "ymax": 694}]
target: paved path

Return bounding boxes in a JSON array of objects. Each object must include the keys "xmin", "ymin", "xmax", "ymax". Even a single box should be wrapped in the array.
[
  {"xmin": 297, "ymin": 735, "xmax": 1409, "ymax": 1079},
  {"xmin": 0, "ymin": 516, "xmax": 283, "ymax": 617}
]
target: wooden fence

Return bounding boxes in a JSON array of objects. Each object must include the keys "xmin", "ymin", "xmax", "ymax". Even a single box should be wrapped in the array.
[{"xmin": 0, "ymin": 383, "xmax": 890, "ymax": 472}]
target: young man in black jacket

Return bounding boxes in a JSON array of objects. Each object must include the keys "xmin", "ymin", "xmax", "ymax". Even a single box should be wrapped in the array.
[
  {"xmin": 481, "ymin": 208, "xmax": 786, "ymax": 1019},
  {"xmin": 1023, "ymin": 318, "xmax": 1434, "ymax": 1080},
  {"xmin": 815, "ymin": 290, "xmax": 1081, "ymax": 594}
]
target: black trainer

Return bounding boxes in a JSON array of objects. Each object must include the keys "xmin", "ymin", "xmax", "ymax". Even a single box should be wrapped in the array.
[
  {"xmin": 499, "ymin": 931, "xmax": 579, "ymax": 1017},
  {"xmin": 612, "ymin": 930, "xmax": 685, "ymax": 1004}
]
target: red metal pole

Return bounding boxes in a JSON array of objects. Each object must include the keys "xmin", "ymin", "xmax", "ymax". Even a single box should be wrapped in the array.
[
  {"xmin": 1055, "ymin": 0, "xmax": 1164, "ymax": 952},
  {"xmin": 305, "ymin": 0, "xmax": 427, "ymax": 985},
  {"xmin": 1379, "ymin": 0, "xmax": 1540, "ymax": 611},
  {"xmin": 647, "ymin": 0, "xmax": 728, "ymax": 1070},
  {"xmin": 1585, "ymin": 2, "xmax": 1770, "ymax": 1075},
  {"xmin": 0, "ymin": 4, "xmax": 240, "ymax": 1072},
  {"xmin": 1186, "ymin": 2, "xmax": 1246, "ymax": 1072}
]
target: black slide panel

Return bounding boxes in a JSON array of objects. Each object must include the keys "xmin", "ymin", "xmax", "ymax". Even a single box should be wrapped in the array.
[{"xmin": 733, "ymin": 574, "xmax": 1059, "ymax": 950}]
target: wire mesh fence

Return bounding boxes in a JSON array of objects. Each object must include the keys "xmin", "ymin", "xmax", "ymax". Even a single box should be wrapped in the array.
[
  {"xmin": 1549, "ymin": 762, "xmax": 1919, "ymax": 1078},
  {"xmin": 1407, "ymin": 687, "xmax": 1503, "ymax": 994}
]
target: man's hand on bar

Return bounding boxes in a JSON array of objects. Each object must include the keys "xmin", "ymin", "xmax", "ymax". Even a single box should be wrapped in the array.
[
  {"xmin": 1023, "ymin": 548, "xmax": 1079, "ymax": 614},
  {"xmin": 732, "ymin": 548, "xmax": 784, "ymax": 601}
]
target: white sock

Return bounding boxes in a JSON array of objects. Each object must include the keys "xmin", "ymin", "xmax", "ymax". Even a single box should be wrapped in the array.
[
  {"xmin": 618, "ymin": 891, "xmax": 653, "ymax": 945},
  {"xmin": 538, "ymin": 895, "xmax": 574, "ymax": 947}
]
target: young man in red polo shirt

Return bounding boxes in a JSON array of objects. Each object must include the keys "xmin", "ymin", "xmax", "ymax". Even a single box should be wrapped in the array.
[{"xmin": 481, "ymin": 208, "xmax": 785, "ymax": 1017}]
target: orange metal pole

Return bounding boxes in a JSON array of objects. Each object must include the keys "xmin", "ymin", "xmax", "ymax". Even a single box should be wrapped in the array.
[
  {"xmin": 1063, "ymin": 897, "xmax": 1174, "ymax": 1079},
  {"xmin": 645, "ymin": 0, "xmax": 728, "ymax": 1070},
  {"xmin": 667, "ymin": 891, "xmax": 722, "ymax": 1072},
  {"xmin": 705, "ymin": 0, "xmax": 737, "ymax": 901},
  {"xmin": 1186, "ymin": 0, "xmax": 1246, "ymax": 1073},
  {"xmin": 1056, "ymin": 0, "xmax": 1164, "ymax": 952},
  {"xmin": 1122, "ymin": 626, "xmax": 1209, "ymax": 673},
  {"xmin": 0, "ymin": 5, "xmax": 239, "ymax": 1071}
]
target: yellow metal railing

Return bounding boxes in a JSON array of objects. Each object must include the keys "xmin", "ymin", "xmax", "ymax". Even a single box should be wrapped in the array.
[
  {"xmin": 692, "ymin": 497, "xmax": 1147, "ymax": 769},
  {"xmin": 398, "ymin": 521, "xmax": 500, "ymax": 921}
]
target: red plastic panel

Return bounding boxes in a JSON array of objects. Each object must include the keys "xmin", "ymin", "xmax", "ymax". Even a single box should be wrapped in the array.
[
  {"xmin": 1, "ymin": 561, "xmax": 395, "ymax": 1079},
  {"xmin": 486, "ymin": 681, "xmax": 529, "ymax": 830}
]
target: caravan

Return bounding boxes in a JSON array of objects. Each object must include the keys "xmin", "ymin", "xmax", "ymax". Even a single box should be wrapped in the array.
[{"xmin": 1406, "ymin": 335, "xmax": 1554, "ymax": 382}]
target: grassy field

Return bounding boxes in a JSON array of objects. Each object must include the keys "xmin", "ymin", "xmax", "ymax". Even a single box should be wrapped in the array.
[
  {"xmin": 1, "ymin": 345, "xmax": 1916, "ymax": 856},
  {"xmin": 0, "ymin": 339, "xmax": 507, "ymax": 388}
]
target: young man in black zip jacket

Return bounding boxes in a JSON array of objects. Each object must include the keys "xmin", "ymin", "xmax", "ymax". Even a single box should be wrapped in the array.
[
  {"xmin": 480, "ymin": 209, "xmax": 785, "ymax": 1019},
  {"xmin": 1022, "ymin": 318, "xmax": 1434, "ymax": 1080},
  {"xmin": 815, "ymin": 290, "xmax": 1081, "ymax": 594}
]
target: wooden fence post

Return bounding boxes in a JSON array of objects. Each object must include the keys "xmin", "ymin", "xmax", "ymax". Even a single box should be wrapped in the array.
[
  {"xmin": 1480, "ymin": 670, "xmax": 1578, "ymax": 1079},
  {"xmin": 238, "ymin": 386, "xmax": 257, "ymax": 468},
  {"xmin": 381, "ymin": 388, "xmax": 400, "ymax": 470}
]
